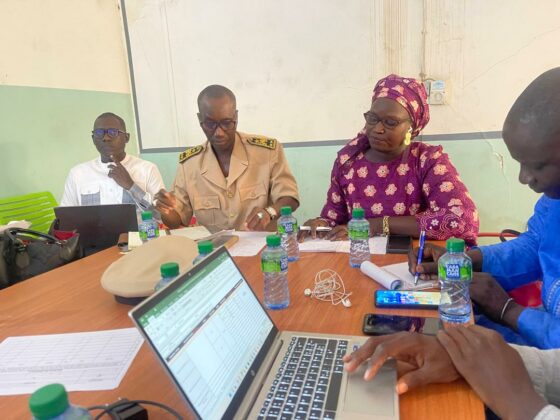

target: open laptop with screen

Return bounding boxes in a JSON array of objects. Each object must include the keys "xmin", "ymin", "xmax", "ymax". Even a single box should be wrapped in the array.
[
  {"xmin": 54, "ymin": 204, "xmax": 138, "ymax": 256},
  {"xmin": 129, "ymin": 247, "xmax": 399, "ymax": 419}
]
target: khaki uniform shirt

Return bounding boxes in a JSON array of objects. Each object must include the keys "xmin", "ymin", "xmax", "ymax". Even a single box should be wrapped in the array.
[{"xmin": 172, "ymin": 132, "xmax": 299, "ymax": 231}]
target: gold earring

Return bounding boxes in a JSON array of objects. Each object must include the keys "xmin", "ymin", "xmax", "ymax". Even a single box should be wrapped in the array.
[{"xmin": 404, "ymin": 131, "xmax": 412, "ymax": 146}]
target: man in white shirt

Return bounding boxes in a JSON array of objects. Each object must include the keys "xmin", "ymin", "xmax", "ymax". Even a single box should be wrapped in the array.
[{"xmin": 60, "ymin": 113, "xmax": 164, "ymax": 210}]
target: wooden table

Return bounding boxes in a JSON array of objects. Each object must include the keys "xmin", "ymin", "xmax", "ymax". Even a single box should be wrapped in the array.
[{"xmin": 0, "ymin": 247, "xmax": 483, "ymax": 419}]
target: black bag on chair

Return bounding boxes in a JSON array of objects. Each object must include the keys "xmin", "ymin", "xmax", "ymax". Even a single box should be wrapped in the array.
[{"xmin": 0, "ymin": 228, "xmax": 81, "ymax": 289}]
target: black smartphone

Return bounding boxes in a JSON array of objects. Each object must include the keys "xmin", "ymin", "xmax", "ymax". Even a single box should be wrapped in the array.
[
  {"xmin": 362, "ymin": 314, "xmax": 441, "ymax": 336},
  {"xmin": 374, "ymin": 290, "xmax": 440, "ymax": 309},
  {"xmin": 386, "ymin": 234, "xmax": 412, "ymax": 254}
]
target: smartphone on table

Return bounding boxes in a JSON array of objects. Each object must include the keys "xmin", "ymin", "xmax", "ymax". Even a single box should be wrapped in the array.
[
  {"xmin": 362, "ymin": 314, "xmax": 441, "ymax": 336},
  {"xmin": 374, "ymin": 290, "xmax": 441, "ymax": 309}
]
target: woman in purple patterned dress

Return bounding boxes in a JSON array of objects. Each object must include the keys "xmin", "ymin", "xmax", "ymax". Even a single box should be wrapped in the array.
[{"xmin": 300, "ymin": 74, "xmax": 479, "ymax": 245}]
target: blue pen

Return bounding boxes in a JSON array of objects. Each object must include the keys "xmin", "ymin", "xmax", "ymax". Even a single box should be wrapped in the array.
[{"xmin": 414, "ymin": 230, "xmax": 426, "ymax": 285}]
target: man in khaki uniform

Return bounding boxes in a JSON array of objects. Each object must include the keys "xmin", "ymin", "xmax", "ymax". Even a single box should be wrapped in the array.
[{"xmin": 155, "ymin": 85, "xmax": 299, "ymax": 232}]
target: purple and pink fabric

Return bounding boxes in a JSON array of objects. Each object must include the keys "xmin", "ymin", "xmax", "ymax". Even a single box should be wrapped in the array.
[{"xmin": 319, "ymin": 75, "xmax": 479, "ymax": 245}]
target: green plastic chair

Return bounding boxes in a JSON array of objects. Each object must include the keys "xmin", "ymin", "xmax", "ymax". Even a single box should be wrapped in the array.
[{"xmin": 0, "ymin": 192, "xmax": 58, "ymax": 233}]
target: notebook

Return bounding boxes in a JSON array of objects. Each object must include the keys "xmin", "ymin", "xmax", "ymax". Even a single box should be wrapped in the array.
[
  {"xmin": 129, "ymin": 247, "xmax": 399, "ymax": 419},
  {"xmin": 54, "ymin": 204, "xmax": 138, "ymax": 256}
]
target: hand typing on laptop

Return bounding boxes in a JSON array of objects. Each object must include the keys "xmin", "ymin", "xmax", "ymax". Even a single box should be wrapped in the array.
[
  {"xmin": 344, "ymin": 326, "xmax": 552, "ymax": 420},
  {"xmin": 343, "ymin": 331, "xmax": 459, "ymax": 394}
]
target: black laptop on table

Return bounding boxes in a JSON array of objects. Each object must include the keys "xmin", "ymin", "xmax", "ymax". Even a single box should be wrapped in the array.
[
  {"xmin": 129, "ymin": 246, "xmax": 399, "ymax": 420},
  {"xmin": 54, "ymin": 204, "xmax": 138, "ymax": 256}
]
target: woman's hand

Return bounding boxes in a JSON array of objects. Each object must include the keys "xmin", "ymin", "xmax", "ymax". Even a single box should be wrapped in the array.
[
  {"xmin": 438, "ymin": 326, "xmax": 547, "ymax": 420},
  {"xmin": 324, "ymin": 225, "xmax": 348, "ymax": 241},
  {"xmin": 298, "ymin": 218, "xmax": 330, "ymax": 242}
]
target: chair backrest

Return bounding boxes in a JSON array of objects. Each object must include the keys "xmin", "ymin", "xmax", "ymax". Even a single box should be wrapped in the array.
[{"xmin": 0, "ymin": 192, "xmax": 58, "ymax": 233}]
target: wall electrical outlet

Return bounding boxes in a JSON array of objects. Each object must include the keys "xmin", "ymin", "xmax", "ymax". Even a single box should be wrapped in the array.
[{"xmin": 426, "ymin": 80, "xmax": 446, "ymax": 105}]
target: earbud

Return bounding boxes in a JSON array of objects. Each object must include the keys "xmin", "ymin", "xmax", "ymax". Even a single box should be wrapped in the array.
[
  {"xmin": 342, "ymin": 298, "xmax": 352, "ymax": 308},
  {"xmin": 304, "ymin": 288, "xmax": 312, "ymax": 297}
]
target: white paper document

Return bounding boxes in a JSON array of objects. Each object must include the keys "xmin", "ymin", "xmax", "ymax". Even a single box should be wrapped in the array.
[
  {"xmin": 228, "ymin": 231, "xmax": 270, "ymax": 256},
  {"xmin": 381, "ymin": 262, "xmax": 439, "ymax": 290},
  {"xmin": 0, "ymin": 328, "xmax": 143, "ymax": 395},
  {"xmin": 299, "ymin": 236, "xmax": 388, "ymax": 255},
  {"xmin": 169, "ymin": 225, "xmax": 212, "ymax": 240}
]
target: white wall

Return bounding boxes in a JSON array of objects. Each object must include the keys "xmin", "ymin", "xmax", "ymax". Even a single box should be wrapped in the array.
[{"xmin": 0, "ymin": 0, "xmax": 129, "ymax": 93}]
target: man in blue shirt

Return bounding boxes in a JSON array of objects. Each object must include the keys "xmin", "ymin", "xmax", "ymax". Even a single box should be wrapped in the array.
[{"xmin": 410, "ymin": 67, "xmax": 560, "ymax": 349}]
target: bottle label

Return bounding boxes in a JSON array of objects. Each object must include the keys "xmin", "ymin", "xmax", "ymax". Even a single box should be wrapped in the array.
[
  {"xmin": 262, "ymin": 255, "xmax": 288, "ymax": 273},
  {"xmin": 146, "ymin": 226, "xmax": 159, "ymax": 239},
  {"xmin": 279, "ymin": 220, "xmax": 297, "ymax": 234},
  {"xmin": 349, "ymin": 228, "xmax": 368, "ymax": 240},
  {"xmin": 440, "ymin": 263, "xmax": 471, "ymax": 281}
]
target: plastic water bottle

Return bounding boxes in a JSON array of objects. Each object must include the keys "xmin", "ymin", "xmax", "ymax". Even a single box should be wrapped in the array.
[
  {"xmin": 277, "ymin": 206, "xmax": 300, "ymax": 262},
  {"xmin": 262, "ymin": 235, "xmax": 290, "ymax": 310},
  {"xmin": 139, "ymin": 211, "xmax": 159, "ymax": 242},
  {"xmin": 29, "ymin": 383, "xmax": 92, "ymax": 420},
  {"xmin": 348, "ymin": 207, "xmax": 370, "ymax": 267},
  {"xmin": 154, "ymin": 262, "xmax": 180, "ymax": 291},
  {"xmin": 439, "ymin": 238, "xmax": 472, "ymax": 325},
  {"xmin": 193, "ymin": 240, "xmax": 213, "ymax": 265}
]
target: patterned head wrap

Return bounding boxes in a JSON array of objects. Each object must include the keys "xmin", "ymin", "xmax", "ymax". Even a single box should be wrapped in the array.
[{"xmin": 372, "ymin": 74, "xmax": 430, "ymax": 138}]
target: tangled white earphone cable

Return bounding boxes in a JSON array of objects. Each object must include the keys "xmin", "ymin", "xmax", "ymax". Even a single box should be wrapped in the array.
[{"xmin": 304, "ymin": 269, "xmax": 352, "ymax": 307}]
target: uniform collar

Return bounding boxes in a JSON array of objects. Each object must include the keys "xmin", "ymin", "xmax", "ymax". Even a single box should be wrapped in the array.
[{"xmin": 200, "ymin": 133, "xmax": 248, "ymax": 190}]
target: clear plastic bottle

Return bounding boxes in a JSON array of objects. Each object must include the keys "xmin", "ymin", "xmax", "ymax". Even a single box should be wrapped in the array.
[
  {"xmin": 29, "ymin": 383, "xmax": 92, "ymax": 420},
  {"xmin": 277, "ymin": 206, "xmax": 300, "ymax": 262},
  {"xmin": 154, "ymin": 262, "xmax": 180, "ymax": 291},
  {"xmin": 193, "ymin": 240, "xmax": 214, "ymax": 265},
  {"xmin": 261, "ymin": 235, "xmax": 290, "ymax": 310},
  {"xmin": 348, "ymin": 207, "xmax": 370, "ymax": 267},
  {"xmin": 438, "ymin": 238, "xmax": 472, "ymax": 325},
  {"xmin": 138, "ymin": 211, "xmax": 159, "ymax": 242}
]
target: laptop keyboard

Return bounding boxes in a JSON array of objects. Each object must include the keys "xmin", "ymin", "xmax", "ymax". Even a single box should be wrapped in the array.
[{"xmin": 258, "ymin": 336, "xmax": 348, "ymax": 419}]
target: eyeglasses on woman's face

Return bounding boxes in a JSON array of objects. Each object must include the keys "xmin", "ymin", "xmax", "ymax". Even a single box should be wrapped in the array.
[{"xmin": 363, "ymin": 111, "xmax": 410, "ymax": 130}]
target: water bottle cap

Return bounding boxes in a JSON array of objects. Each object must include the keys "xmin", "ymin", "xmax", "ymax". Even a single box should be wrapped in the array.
[
  {"xmin": 352, "ymin": 207, "xmax": 365, "ymax": 218},
  {"xmin": 197, "ymin": 240, "xmax": 214, "ymax": 254},
  {"xmin": 446, "ymin": 237, "xmax": 465, "ymax": 252},
  {"xmin": 141, "ymin": 211, "xmax": 153, "ymax": 221},
  {"xmin": 280, "ymin": 206, "xmax": 292, "ymax": 216},
  {"xmin": 29, "ymin": 384, "xmax": 70, "ymax": 419},
  {"xmin": 160, "ymin": 262, "xmax": 179, "ymax": 277},
  {"xmin": 266, "ymin": 234, "xmax": 281, "ymax": 247}
]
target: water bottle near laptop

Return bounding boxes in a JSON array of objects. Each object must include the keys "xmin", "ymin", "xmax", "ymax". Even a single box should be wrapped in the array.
[
  {"xmin": 29, "ymin": 383, "xmax": 92, "ymax": 419},
  {"xmin": 277, "ymin": 206, "xmax": 300, "ymax": 262},
  {"xmin": 438, "ymin": 238, "xmax": 472, "ymax": 325},
  {"xmin": 261, "ymin": 235, "xmax": 290, "ymax": 310},
  {"xmin": 192, "ymin": 240, "xmax": 214, "ymax": 265},
  {"xmin": 138, "ymin": 211, "xmax": 159, "ymax": 242},
  {"xmin": 348, "ymin": 207, "xmax": 370, "ymax": 267},
  {"xmin": 155, "ymin": 262, "xmax": 180, "ymax": 292}
]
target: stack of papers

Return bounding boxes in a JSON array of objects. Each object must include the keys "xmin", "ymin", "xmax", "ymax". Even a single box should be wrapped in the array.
[
  {"xmin": 0, "ymin": 328, "xmax": 143, "ymax": 395},
  {"xmin": 299, "ymin": 237, "xmax": 388, "ymax": 255},
  {"xmin": 228, "ymin": 231, "xmax": 270, "ymax": 256}
]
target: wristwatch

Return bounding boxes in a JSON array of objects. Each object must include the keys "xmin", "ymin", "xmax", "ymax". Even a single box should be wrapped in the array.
[{"xmin": 264, "ymin": 206, "xmax": 278, "ymax": 220}]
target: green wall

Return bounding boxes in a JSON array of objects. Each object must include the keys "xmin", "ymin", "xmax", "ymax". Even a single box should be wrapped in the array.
[
  {"xmin": 0, "ymin": 84, "xmax": 539, "ymax": 233},
  {"xmin": 141, "ymin": 138, "xmax": 540, "ymax": 233},
  {"xmin": 0, "ymin": 85, "xmax": 137, "ymax": 202}
]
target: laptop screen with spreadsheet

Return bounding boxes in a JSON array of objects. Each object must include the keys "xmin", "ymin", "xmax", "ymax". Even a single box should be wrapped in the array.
[{"xmin": 131, "ymin": 248, "xmax": 277, "ymax": 420}]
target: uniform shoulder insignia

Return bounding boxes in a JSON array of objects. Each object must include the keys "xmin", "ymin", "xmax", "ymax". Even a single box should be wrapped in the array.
[
  {"xmin": 247, "ymin": 136, "xmax": 277, "ymax": 150},
  {"xmin": 179, "ymin": 146, "xmax": 203, "ymax": 163}
]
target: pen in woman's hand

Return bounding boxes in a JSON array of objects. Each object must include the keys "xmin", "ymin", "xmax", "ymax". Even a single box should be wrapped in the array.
[{"xmin": 414, "ymin": 230, "xmax": 426, "ymax": 285}]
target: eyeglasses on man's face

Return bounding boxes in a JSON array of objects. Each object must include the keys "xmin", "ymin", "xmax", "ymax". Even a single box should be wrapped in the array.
[
  {"xmin": 200, "ymin": 119, "xmax": 237, "ymax": 132},
  {"xmin": 363, "ymin": 111, "xmax": 410, "ymax": 130},
  {"xmin": 92, "ymin": 128, "xmax": 127, "ymax": 140}
]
